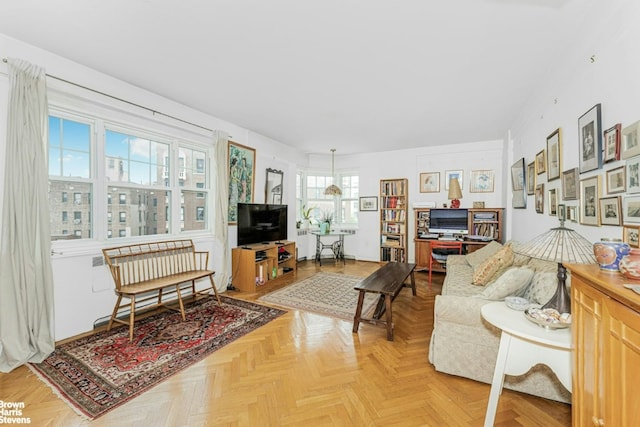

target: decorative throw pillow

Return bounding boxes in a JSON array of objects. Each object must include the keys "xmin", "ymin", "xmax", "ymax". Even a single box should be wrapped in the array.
[
  {"xmin": 522, "ymin": 271, "xmax": 558, "ymax": 305},
  {"xmin": 466, "ymin": 241, "xmax": 503, "ymax": 269},
  {"xmin": 475, "ymin": 266, "xmax": 535, "ymax": 300},
  {"xmin": 471, "ymin": 244, "xmax": 514, "ymax": 286}
]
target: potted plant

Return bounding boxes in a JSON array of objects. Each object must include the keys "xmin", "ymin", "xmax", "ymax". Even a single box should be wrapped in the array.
[
  {"xmin": 301, "ymin": 205, "xmax": 314, "ymax": 229},
  {"xmin": 320, "ymin": 210, "xmax": 333, "ymax": 234}
]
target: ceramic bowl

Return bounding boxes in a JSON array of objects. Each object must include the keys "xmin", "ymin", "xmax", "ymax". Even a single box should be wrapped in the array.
[{"xmin": 504, "ymin": 296, "xmax": 530, "ymax": 311}]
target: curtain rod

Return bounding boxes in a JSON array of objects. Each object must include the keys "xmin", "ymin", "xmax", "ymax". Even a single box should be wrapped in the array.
[{"xmin": 2, "ymin": 57, "xmax": 217, "ymax": 135}]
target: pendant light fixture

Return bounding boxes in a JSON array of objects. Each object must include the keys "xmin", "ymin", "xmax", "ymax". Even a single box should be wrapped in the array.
[{"xmin": 324, "ymin": 148, "xmax": 342, "ymax": 196}]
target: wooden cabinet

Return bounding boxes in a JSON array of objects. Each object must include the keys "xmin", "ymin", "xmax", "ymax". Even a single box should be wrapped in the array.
[
  {"xmin": 231, "ymin": 241, "xmax": 296, "ymax": 293},
  {"xmin": 413, "ymin": 207, "xmax": 504, "ymax": 271},
  {"xmin": 568, "ymin": 264, "xmax": 640, "ymax": 427},
  {"xmin": 380, "ymin": 178, "xmax": 408, "ymax": 262}
]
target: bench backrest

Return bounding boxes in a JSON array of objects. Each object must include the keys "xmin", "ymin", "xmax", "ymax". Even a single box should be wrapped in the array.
[{"xmin": 103, "ymin": 240, "xmax": 198, "ymax": 290}]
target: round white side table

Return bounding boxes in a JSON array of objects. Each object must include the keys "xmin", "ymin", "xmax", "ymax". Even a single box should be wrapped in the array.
[{"xmin": 480, "ymin": 301, "xmax": 572, "ymax": 427}]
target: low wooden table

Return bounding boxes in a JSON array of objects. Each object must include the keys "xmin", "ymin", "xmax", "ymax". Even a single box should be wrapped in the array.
[{"xmin": 352, "ymin": 262, "xmax": 416, "ymax": 341}]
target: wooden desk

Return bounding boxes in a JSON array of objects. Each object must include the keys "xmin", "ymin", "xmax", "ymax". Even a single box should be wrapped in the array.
[
  {"xmin": 352, "ymin": 262, "xmax": 416, "ymax": 341},
  {"xmin": 415, "ymin": 238, "xmax": 494, "ymax": 272}
]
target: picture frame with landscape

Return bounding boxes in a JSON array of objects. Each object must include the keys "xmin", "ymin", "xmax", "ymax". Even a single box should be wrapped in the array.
[
  {"xmin": 623, "ymin": 194, "xmax": 640, "ymax": 225},
  {"xmin": 600, "ymin": 196, "xmax": 622, "ymax": 226},
  {"xmin": 603, "ymin": 123, "xmax": 621, "ymax": 163},
  {"xmin": 621, "ymin": 120, "xmax": 640, "ymax": 159},
  {"xmin": 546, "ymin": 128, "xmax": 562, "ymax": 181},
  {"xmin": 606, "ymin": 166, "xmax": 625, "ymax": 194},
  {"xmin": 561, "ymin": 167, "xmax": 579, "ymax": 200},
  {"xmin": 578, "ymin": 104, "xmax": 602, "ymax": 173},
  {"xmin": 580, "ymin": 175, "xmax": 600, "ymax": 226}
]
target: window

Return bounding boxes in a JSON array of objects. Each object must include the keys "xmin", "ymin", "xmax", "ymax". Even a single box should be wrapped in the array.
[
  {"xmin": 48, "ymin": 108, "xmax": 212, "ymax": 242},
  {"xmin": 300, "ymin": 171, "xmax": 359, "ymax": 226},
  {"xmin": 48, "ymin": 116, "xmax": 93, "ymax": 239}
]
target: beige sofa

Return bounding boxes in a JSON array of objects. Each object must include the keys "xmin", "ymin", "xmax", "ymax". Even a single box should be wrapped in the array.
[{"xmin": 428, "ymin": 241, "xmax": 572, "ymax": 403}]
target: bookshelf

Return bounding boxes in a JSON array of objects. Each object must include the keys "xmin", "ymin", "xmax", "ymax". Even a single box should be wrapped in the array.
[
  {"xmin": 380, "ymin": 178, "xmax": 408, "ymax": 262},
  {"xmin": 413, "ymin": 207, "xmax": 504, "ymax": 271}
]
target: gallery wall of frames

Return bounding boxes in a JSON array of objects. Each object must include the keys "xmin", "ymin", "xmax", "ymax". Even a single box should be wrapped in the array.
[{"xmin": 511, "ymin": 103, "xmax": 640, "ymax": 248}]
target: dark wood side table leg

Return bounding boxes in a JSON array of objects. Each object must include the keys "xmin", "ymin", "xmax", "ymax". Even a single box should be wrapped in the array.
[
  {"xmin": 352, "ymin": 290, "xmax": 366, "ymax": 333},
  {"xmin": 409, "ymin": 270, "xmax": 417, "ymax": 296},
  {"xmin": 384, "ymin": 294, "xmax": 393, "ymax": 341}
]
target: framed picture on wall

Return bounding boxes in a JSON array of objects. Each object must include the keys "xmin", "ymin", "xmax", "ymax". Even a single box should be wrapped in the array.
[
  {"xmin": 623, "ymin": 194, "xmax": 640, "ymax": 225},
  {"xmin": 580, "ymin": 175, "xmax": 601, "ymax": 226},
  {"xmin": 419, "ymin": 172, "xmax": 440, "ymax": 193},
  {"xmin": 536, "ymin": 150, "xmax": 546, "ymax": 175},
  {"xmin": 527, "ymin": 161, "xmax": 536, "ymax": 195},
  {"xmin": 445, "ymin": 170, "xmax": 463, "ymax": 190},
  {"xmin": 600, "ymin": 196, "xmax": 622, "ymax": 226},
  {"xmin": 606, "ymin": 166, "xmax": 625, "ymax": 194},
  {"xmin": 603, "ymin": 123, "xmax": 621, "ymax": 163},
  {"xmin": 228, "ymin": 141, "xmax": 256, "ymax": 224},
  {"xmin": 623, "ymin": 225, "xmax": 640, "ymax": 248},
  {"xmin": 546, "ymin": 128, "xmax": 562, "ymax": 181},
  {"xmin": 567, "ymin": 205, "xmax": 578, "ymax": 222},
  {"xmin": 562, "ymin": 168, "xmax": 579, "ymax": 200},
  {"xmin": 534, "ymin": 184, "xmax": 544, "ymax": 213},
  {"xmin": 359, "ymin": 196, "xmax": 378, "ymax": 211},
  {"xmin": 558, "ymin": 204, "xmax": 566, "ymax": 222},
  {"xmin": 548, "ymin": 188, "xmax": 558, "ymax": 216},
  {"xmin": 511, "ymin": 158, "xmax": 526, "ymax": 209},
  {"xmin": 469, "ymin": 170, "xmax": 494, "ymax": 193},
  {"xmin": 626, "ymin": 155, "xmax": 640, "ymax": 193},
  {"xmin": 622, "ymin": 120, "xmax": 640, "ymax": 159},
  {"xmin": 578, "ymin": 104, "xmax": 602, "ymax": 173}
]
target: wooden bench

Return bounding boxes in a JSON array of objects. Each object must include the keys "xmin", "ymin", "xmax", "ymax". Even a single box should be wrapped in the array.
[
  {"xmin": 352, "ymin": 262, "xmax": 416, "ymax": 341},
  {"xmin": 102, "ymin": 239, "xmax": 221, "ymax": 342}
]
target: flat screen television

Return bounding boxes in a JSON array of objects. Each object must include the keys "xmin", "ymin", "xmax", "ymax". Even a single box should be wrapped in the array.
[
  {"xmin": 428, "ymin": 208, "xmax": 469, "ymax": 235},
  {"xmin": 237, "ymin": 203, "xmax": 288, "ymax": 246}
]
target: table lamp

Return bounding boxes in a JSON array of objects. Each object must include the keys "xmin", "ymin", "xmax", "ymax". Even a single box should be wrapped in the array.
[
  {"xmin": 512, "ymin": 218, "xmax": 596, "ymax": 314},
  {"xmin": 448, "ymin": 177, "xmax": 463, "ymax": 208}
]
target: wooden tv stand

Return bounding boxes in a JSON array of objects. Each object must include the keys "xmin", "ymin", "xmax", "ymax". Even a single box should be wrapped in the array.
[{"xmin": 231, "ymin": 240, "xmax": 296, "ymax": 293}]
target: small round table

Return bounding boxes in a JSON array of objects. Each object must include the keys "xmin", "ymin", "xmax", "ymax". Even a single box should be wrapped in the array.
[{"xmin": 480, "ymin": 301, "xmax": 572, "ymax": 427}]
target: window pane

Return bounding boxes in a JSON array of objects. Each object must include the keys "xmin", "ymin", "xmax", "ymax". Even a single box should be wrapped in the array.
[
  {"xmin": 130, "ymin": 137, "xmax": 150, "ymax": 162},
  {"xmin": 107, "ymin": 186, "xmax": 170, "ymax": 238},
  {"xmin": 181, "ymin": 190, "xmax": 207, "ymax": 231},
  {"xmin": 49, "ymin": 181, "xmax": 92, "ymax": 240},
  {"xmin": 62, "ymin": 149, "xmax": 90, "ymax": 178},
  {"xmin": 62, "ymin": 120, "xmax": 91, "ymax": 151},
  {"xmin": 105, "ymin": 129, "xmax": 169, "ymax": 187}
]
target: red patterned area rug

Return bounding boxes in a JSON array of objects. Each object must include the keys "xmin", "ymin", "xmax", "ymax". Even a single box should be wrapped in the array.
[{"xmin": 28, "ymin": 296, "xmax": 285, "ymax": 420}]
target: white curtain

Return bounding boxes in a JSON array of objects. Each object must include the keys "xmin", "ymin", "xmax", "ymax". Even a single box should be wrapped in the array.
[
  {"xmin": 213, "ymin": 131, "xmax": 231, "ymax": 291},
  {"xmin": 0, "ymin": 59, "xmax": 55, "ymax": 372}
]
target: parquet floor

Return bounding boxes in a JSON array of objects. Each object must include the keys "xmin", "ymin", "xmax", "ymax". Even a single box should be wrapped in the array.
[{"xmin": 0, "ymin": 260, "xmax": 571, "ymax": 426}]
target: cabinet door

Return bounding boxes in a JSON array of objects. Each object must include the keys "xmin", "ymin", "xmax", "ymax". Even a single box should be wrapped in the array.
[
  {"xmin": 604, "ymin": 298, "xmax": 640, "ymax": 425},
  {"xmin": 415, "ymin": 240, "xmax": 430, "ymax": 269},
  {"xmin": 572, "ymin": 279, "xmax": 604, "ymax": 426}
]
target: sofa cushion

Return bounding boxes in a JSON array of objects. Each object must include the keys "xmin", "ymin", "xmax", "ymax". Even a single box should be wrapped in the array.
[
  {"xmin": 522, "ymin": 270, "xmax": 558, "ymax": 305},
  {"xmin": 466, "ymin": 240, "xmax": 503, "ymax": 269},
  {"xmin": 471, "ymin": 244, "xmax": 514, "ymax": 286},
  {"xmin": 474, "ymin": 266, "xmax": 535, "ymax": 300}
]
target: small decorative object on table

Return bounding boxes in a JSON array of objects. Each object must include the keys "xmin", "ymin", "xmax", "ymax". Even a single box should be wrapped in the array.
[
  {"xmin": 505, "ymin": 296, "xmax": 530, "ymax": 311},
  {"xmin": 619, "ymin": 248, "xmax": 640, "ymax": 281},
  {"xmin": 524, "ymin": 307, "xmax": 571, "ymax": 329},
  {"xmin": 593, "ymin": 238, "xmax": 630, "ymax": 271}
]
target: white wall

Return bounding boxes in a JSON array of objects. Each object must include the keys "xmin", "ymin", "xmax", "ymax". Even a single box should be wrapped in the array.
[{"xmin": 508, "ymin": 0, "xmax": 640, "ymax": 245}]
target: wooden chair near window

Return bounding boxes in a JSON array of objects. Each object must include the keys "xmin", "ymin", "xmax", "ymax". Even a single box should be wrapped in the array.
[{"xmin": 428, "ymin": 240, "xmax": 463, "ymax": 289}]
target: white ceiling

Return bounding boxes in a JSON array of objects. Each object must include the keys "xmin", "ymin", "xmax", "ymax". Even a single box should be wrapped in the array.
[{"xmin": 0, "ymin": 0, "xmax": 588, "ymax": 155}]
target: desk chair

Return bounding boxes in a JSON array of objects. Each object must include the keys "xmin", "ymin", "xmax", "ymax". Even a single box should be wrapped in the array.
[{"xmin": 428, "ymin": 240, "xmax": 463, "ymax": 289}]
